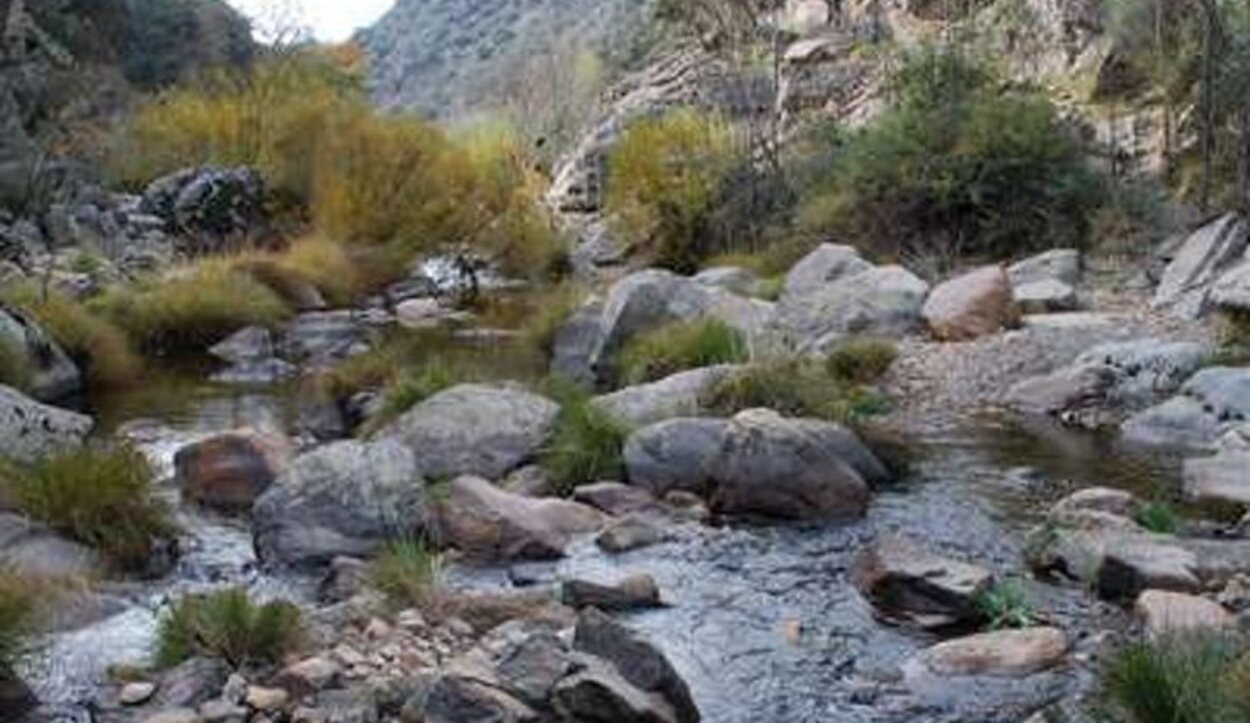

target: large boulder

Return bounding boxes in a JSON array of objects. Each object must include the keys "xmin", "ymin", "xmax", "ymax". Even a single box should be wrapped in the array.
[
  {"xmin": 592, "ymin": 365, "xmax": 742, "ymax": 427},
  {"xmin": 252, "ymin": 439, "xmax": 426, "ymax": 567},
  {"xmin": 1123, "ymin": 367, "xmax": 1250, "ymax": 451},
  {"xmin": 1152, "ymin": 214, "xmax": 1250, "ymax": 319},
  {"xmin": 0, "ymin": 384, "xmax": 92, "ymax": 464},
  {"xmin": 905, "ymin": 628, "xmax": 1069, "ymax": 679},
  {"xmin": 0, "ymin": 306, "xmax": 81, "ymax": 401},
  {"xmin": 852, "ymin": 536, "xmax": 994, "ymax": 629},
  {"xmin": 922, "ymin": 265, "xmax": 1016, "ymax": 341},
  {"xmin": 573, "ymin": 608, "xmax": 700, "ymax": 723},
  {"xmin": 569, "ymin": 269, "xmax": 773, "ymax": 385},
  {"xmin": 436, "ymin": 476, "xmax": 605, "ymax": 561},
  {"xmin": 140, "ymin": 166, "xmax": 265, "ymax": 253},
  {"xmin": 775, "ymin": 252, "xmax": 929, "ymax": 350},
  {"xmin": 174, "ymin": 430, "xmax": 292, "ymax": 513},
  {"xmin": 383, "ymin": 384, "xmax": 560, "ymax": 480},
  {"xmin": 623, "ymin": 409, "xmax": 887, "ymax": 520}
]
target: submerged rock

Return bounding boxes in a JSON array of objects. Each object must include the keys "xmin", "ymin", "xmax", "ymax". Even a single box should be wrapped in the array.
[
  {"xmin": 382, "ymin": 384, "xmax": 560, "ymax": 480},
  {"xmin": 624, "ymin": 409, "xmax": 887, "ymax": 520},
  {"xmin": 252, "ymin": 439, "xmax": 426, "ymax": 567}
]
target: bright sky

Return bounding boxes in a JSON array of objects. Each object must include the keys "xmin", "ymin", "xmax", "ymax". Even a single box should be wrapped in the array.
[{"xmin": 226, "ymin": 0, "xmax": 395, "ymax": 43}]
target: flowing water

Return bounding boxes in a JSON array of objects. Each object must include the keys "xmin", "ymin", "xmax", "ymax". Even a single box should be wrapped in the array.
[{"xmin": 20, "ymin": 318, "xmax": 1188, "ymax": 721}]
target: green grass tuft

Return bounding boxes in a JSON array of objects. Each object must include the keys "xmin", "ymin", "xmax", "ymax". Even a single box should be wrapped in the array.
[
  {"xmin": 0, "ymin": 336, "xmax": 32, "ymax": 392},
  {"xmin": 701, "ymin": 356, "xmax": 891, "ymax": 423},
  {"xmin": 1104, "ymin": 632, "xmax": 1249, "ymax": 723},
  {"xmin": 92, "ymin": 265, "xmax": 292, "ymax": 353},
  {"xmin": 360, "ymin": 358, "xmax": 461, "ymax": 436},
  {"xmin": 155, "ymin": 587, "xmax": 302, "ymax": 669},
  {"xmin": 825, "ymin": 338, "xmax": 899, "ymax": 386},
  {"xmin": 0, "ymin": 445, "xmax": 175, "ymax": 572},
  {"xmin": 539, "ymin": 379, "xmax": 630, "ymax": 495},
  {"xmin": 1135, "ymin": 501, "xmax": 1182, "ymax": 535},
  {"xmin": 0, "ymin": 569, "xmax": 36, "ymax": 669},
  {"xmin": 370, "ymin": 537, "xmax": 443, "ymax": 610},
  {"xmin": 976, "ymin": 580, "xmax": 1038, "ymax": 630},
  {"xmin": 616, "ymin": 318, "xmax": 748, "ymax": 386}
]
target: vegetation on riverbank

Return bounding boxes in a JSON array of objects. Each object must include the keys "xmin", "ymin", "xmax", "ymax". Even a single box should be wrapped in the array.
[
  {"xmin": 156, "ymin": 587, "xmax": 303, "ymax": 669},
  {"xmin": 0, "ymin": 570, "xmax": 36, "ymax": 670},
  {"xmin": 616, "ymin": 318, "xmax": 748, "ymax": 385},
  {"xmin": 1104, "ymin": 631, "xmax": 1250, "ymax": 723},
  {"xmin": 540, "ymin": 380, "xmax": 630, "ymax": 494},
  {"xmin": 370, "ymin": 538, "xmax": 444, "ymax": 610}
]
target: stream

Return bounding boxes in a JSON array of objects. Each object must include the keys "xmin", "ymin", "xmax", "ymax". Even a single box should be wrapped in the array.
[{"xmin": 19, "ymin": 320, "xmax": 1187, "ymax": 722}]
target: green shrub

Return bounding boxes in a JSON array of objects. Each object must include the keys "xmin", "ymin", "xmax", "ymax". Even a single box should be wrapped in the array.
[
  {"xmin": 798, "ymin": 46, "xmax": 1100, "ymax": 261},
  {"xmin": 616, "ymin": 319, "xmax": 748, "ymax": 386},
  {"xmin": 701, "ymin": 357, "xmax": 890, "ymax": 423},
  {"xmin": 605, "ymin": 109, "xmax": 737, "ymax": 272},
  {"xmin": 92, "ymin": 265, "xmax": 292, "ymax": 353},
  {"xmin": 976, "ymin": 580, "xmax": 1037, "ymax": 630},
  {"xmin": 1135, "ymin": 501, "xmax": 1181, "ymax": 535},
  {"xmin": 825, "ymin": 338, "xmax": 899, "ymax": 386},
  {"xmin": 2, "ymin": 285, "xmax": 144, "ymax": 388},
  {"xmin": 155, "ymin": 587, "xmax": 302, "ymax": 669},
  {"xmin": 1104, "ymin": 632, "xmax": 1249, "ymax": 723},
  {"xmin": 540, "ymin": 380, "xmax": 630, "ymax": 495},
  {"xmin": 370, "ymin": 538, "xmax": 443, "ymax": 610},
  {"xmin": 0, "ymin": 445, "xmax": 175, "ymax": 571},
  {"xmin": 0, "ymin": 570, "xmax": 36, "ymax": 669}
]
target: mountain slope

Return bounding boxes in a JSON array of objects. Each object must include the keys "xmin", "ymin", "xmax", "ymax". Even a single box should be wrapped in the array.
[{"xmin": 359, "ymin": 0, "xmax": 650, "ymax": 117}]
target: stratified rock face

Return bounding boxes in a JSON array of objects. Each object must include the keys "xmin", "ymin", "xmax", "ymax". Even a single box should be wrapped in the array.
[
  {"xmin": 1153, "ymin": 213, "xmax": 1250, "ymax": 319},
  {"xmin": 0, "ymin": 384, "xmax": 91, "ymax": 463},
  {"xmin": 381, "ymin": 384, "xmax": 561, "ymax": 481},
  {"xmin": 360, "ymin": 0, "xmax": 647, "ymax": 117},
  {"xmin": 922, "ymin": 265, "xmax": 1016, "ymax": 341},
  {"xmin": 623, "ymin": 408, "xmax": 887, "ymax": 520},
  {"xmin": 252, "ymin": 439, "xmax": 426, "ymax": 568}
]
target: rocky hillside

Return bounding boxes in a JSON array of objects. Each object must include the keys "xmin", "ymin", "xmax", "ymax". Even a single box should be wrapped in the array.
[{"xmin": 359, "ymin": 0, "xmax": 651, "ymax": 117}]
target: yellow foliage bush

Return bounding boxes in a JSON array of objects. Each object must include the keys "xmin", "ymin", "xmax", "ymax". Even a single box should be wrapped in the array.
[{"xmin": 605, "ymin": 109, "xmax": 735, "ymax": 272}]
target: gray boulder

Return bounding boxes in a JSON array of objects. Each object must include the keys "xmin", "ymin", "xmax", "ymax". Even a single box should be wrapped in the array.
[
  {"xmin": 1123, "ymin": 367, "xmax": 1250, "ymax": 451},
  {"xmin": 420, "ymin": 675, "xmax": 540, "ymax": 723},
  {"xmin": 592, "ymin": 365, "xmax": 742, "ymax": 427},
  {"xmin": 252, "ymin": 439, "xmax": 426, "ymax": 567},
  {"xmin": 775, "ymin": 261, "xmax": 929, "ymax": 351},
  {"xmin": 382, "ymin": 384, "xmax": 560, "ymax": 480},
  {"xmin": 0, "ymin": 306, "xmax": 81, "ymax": 401},
  {"xmin": 552, "ymin": 657, "xmax": 679, "ymax": 723},
  {"xmin": 0, "ymin": 512, "xmax": 102, "ymax": 578},
  {"xmin": 1184, "ymin": 451, "xmax": 1250, "ymax": 507},
  {"xmin": 1152, "ymin": 214, "xmax": 1249, "ymax": 319},
  {"xmin": 1013, "ymin": 279, "xmax": 1079, "ymax": 313},
  {"xmin": 782, "ymin": 243, "xmax": 873, "ymax": 299},
  {"xmin": 0, "ymin": 384, "xmax": 92, "ymax": 463},
  {"xmin": 141, "ymin": 166, "xmax": 265, "ymax": 253},
  {"xmin": 1211, "ymin": 261, "xmax": 1250, "ymax": 312},
  {"xmin": 573, "ymin": 608, "xmax": 700, "ymax": 723},
  {"xmin": 692, "ymin": 266, "xmax": 760, "ymax": 296},
  {"xmin": 624, "ymin": 409, "xmax": 887, "ymax": 520}
]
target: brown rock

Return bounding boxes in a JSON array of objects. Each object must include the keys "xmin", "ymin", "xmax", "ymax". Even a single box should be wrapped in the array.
[
  {"xmin": 175, "ymin": 430, "xmax": 292, "ymax": 513},
  {"xmin": 1134, "ymin": 590, "xmax": 1234, "ymax": 637},
  {"xmin": 561, "ymin": 574, "xmax": 662, "ymax": 611},
  {"xmin": 437, "ymin": 476, "xmax": 606, "ymax": 561},
  {"xmin": 573, "ymin": 482, "xmax": 662, "ymax": 516},
  {"xmin": 909, "ymin": 627, "xmax": 1069, "ymax": 678},
  {"xmin": 922, "ymin": 265, "xmax": 1017, "ymax": 341},
  {"xmin": 596, "ymin": 515, "xmax": 667, "ymax": 553},
  {"xmin": 852, "ymin": 536, "xmax": 993, "ymax": 628}
]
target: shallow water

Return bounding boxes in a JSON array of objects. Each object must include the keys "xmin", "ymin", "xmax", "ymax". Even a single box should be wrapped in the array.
[{"xmin": 22, "ymin": 323, "xmax": 1187, "ymax": 720}]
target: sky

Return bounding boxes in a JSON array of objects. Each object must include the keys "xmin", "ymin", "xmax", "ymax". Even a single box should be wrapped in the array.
[{"xmin": 226, "ymin": 0, "xmax": 395, "ymax": 43}]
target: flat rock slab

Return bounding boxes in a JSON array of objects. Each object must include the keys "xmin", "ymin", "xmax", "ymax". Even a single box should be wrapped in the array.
[
  {"xmin": 1184, "ymin": 452, "xmax": 1250, "ymax": 506},
  {"xmin": 1134, "ymin": 590, "xmax": 1234, "ymax": 637},
  {"xmin": 906, "ymin": 628, "xmax": 1069, "ymax": 679},
  {"xmin": 1020, "ymin": 312, "xmax": 1125, "ymax": 331}
]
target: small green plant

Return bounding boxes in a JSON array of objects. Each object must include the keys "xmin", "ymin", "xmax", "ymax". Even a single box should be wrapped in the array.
[
  {"xmin": 701, "ymin": 357, "xmax": 891, "ymax": 423},
  {"xmin": 539, "ymin": 380, "xmax": 630, "ymax": 495},
  {"xmin": 1104, "ymin": 632, "xmax": 1249, "ymax": 723},
  {"xmin": 976, "ymin": 580, "xmax": 1037, "ymax": 630},
  {"xmin": 0, "ymin": 445, "xmax": 175, "ymax": 571},
  {"xmin": 0, "ymin": 569, "xmax": 36, "ymax": 669},
  {"xmin": 155, "ymin": 587, "xmax": 302, "ymax": 669},
  {"xmin": 616, "ymin": 319, "xmax": 748, "ymax": 386},
  {"xmin": 825, "ymin": 338, "xmax": 899, "ymax": 386},
  {"xmin": 3, "ymin": 285, "xmax": 143, "ymax": 388},
  {"xmin": 1135, "ymin": 501, "xmax": 1181, "ymax": 535},
  {"xmin": 92, "ymin": 265, "xmax": 292, "ymax": 353},
  {"xmin": 369, "ymin": 537, "xmax": 443, "ymax": 610},
  {"xmin": 361, "ymin": 358, "xmax": 461, "ymax": 436}
]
